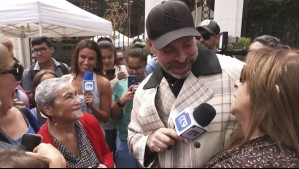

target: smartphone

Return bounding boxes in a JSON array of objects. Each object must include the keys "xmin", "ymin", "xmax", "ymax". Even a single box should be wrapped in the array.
[
  {"xmin": 106, "ymin": 68, "xmax": 116, "ymax": 76},
  {"xmin": 15, "ymin": 88, "xmax": 20, "ymax": 100},
  {"xmin": 20, "ymin": 133, "xmax": 42, "ymax": 152},
  {"xmin": 128, "ymin": 75, "xmax": 139, "ymax": 87}
]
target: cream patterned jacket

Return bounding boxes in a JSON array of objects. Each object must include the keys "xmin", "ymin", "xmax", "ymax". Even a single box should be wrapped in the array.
[{"xmin": 128, "ymin": 45, "xmax": 244, "ymax": 168}]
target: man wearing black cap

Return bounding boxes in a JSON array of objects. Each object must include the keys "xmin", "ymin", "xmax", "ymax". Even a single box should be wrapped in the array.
[
  {"xmin": 128, "ymin": 1, "xmax": 242, "ymax": 167},
  {"xmin": 196, "ymin": 19, "xmax": 220, "ymax": 52}
]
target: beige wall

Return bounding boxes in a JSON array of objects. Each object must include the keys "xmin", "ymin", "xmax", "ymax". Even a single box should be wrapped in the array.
[
  {"xmin": 214, "ymin": 0, "xmax": 244, "ymax": 37},
  {"xmin": 13, "ymin": 38, "xmax": 31, "ymax": 68}
]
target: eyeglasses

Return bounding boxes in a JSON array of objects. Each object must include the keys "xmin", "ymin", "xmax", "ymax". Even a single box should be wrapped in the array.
[
  {"xmin": 126, "ymin": 66, "xmax": 144, "ymax": 72},
  {"xmin": 32, "ymin": 47, "xmax": 49, "ymax": 55},
  {"xmin": 239, "ymin": 66, "xmax": 246, "ymax": 83},
  {"xmin": 117, "ymin": 57, "xmax": 125, "ymax": 61},
  {"xmin": 197, "ymin": 33, "xmax": 215, "ymax": 40},
  {"xmin": 0, "ymin": 62, "xmax": 24, "ymax": 81}
]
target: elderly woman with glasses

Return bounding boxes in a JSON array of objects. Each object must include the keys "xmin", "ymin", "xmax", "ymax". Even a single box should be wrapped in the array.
[
  {"xmin": 205, "ymin": 49, "xmax": 299, "ymax": 167},
  {"xmin": 36, "ymin": 78, "xmax": 113, "ymax": 168},
  {"xmin": 0, "ymin": 43, "xmax": 37, "ymax": 145},
  {"xmin": 1, "ymin": 38, "xmax": 29, "ymax": 109},
  {"xmin": 0, "ymin": 43, "xmax": 66, "ymax": 167}
]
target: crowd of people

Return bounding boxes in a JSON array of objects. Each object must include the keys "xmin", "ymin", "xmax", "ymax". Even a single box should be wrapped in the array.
[{"xmin": 0, "ymin": 0, "xmax": 299, "ymax": 168}]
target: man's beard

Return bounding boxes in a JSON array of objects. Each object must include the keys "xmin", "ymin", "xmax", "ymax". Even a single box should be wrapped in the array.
[{"xmin": 160, "ymin": 49, "xmax": 198, "ymax": 79}]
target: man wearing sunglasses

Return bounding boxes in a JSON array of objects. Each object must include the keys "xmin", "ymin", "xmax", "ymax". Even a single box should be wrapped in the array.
[{"xmin": 196, "ymin": 19, "xmax": 220, "ymax": 52}]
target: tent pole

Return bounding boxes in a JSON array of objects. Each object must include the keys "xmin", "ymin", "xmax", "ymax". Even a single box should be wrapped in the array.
[{"xmin": 38, "ymin": 23, "xmax": 43, "ymax": 36}]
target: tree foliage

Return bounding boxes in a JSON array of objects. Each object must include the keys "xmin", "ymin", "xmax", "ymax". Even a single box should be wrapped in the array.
[
  {"xmin": 227, "ymin": 37, "xmax": 251, "ymax": 51},
  {"xmin": 243, "ymin": 0, "xmax": 299, "ymax": 48}
]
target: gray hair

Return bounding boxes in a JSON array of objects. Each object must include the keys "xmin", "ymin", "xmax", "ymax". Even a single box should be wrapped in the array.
[
  {"xmin": 252, "ymin": 35, "xmax": 283, "ymax": 49},
  {"xmin": 35, "ymin": 78, "xmax": 69, "ymax": 111}
]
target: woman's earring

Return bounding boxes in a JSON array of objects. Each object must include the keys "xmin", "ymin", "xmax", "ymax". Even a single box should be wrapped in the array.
[
  {"xmin": 51, "ymin": 116, "xmax": 58, "ymax": 127},
  {"xmin": 0, "ymin": 99, "xmax": 2, "ymax": 109}
]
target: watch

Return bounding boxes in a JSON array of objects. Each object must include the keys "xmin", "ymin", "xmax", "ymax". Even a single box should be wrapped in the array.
[{"xmin": 117, "ymin": 101, "xmax": 125, "ymax": 107}]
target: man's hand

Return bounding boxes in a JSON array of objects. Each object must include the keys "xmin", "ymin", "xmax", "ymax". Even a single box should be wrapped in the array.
[
  {"xmin": 119, "ymin": 85, "xmax": 136, "ymax": 104},
  {"xmin": 14, "ymin": 99, "xmax": 26, "ymax": 108},
  {"xmin": 146, "ymin": 128, "xmax": 182, "ymax": 153},
  {"xmin": 117, "ymin": 71, "xmax": 127, "ymax": 80},
  {"xmin": 27, "ymin": 143, "xmax": 67, "ymax": 168}
]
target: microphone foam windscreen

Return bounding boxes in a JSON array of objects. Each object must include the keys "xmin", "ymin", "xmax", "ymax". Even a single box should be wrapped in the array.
[
  {"xmin": 193, "ymin": 103, "xmax": 216, "ymax": 127},
  {"xmin": 83, "ymin": 71, "xmax": 93, "ymax": 80}
]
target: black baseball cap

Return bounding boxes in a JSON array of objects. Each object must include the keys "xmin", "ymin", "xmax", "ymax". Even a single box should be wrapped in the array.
[
  {"xmin": 196, "ymin": 19, "xmax": 220, "ymax": 35},
  {"xmin": 146, "ymin": 1, "xmax": 200, "ymax": 49}
]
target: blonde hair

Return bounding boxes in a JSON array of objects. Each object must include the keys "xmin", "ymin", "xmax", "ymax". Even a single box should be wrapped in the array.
[
  {"xmin": 0, "ymin": 37, "xmax": 14, "ymax": 57},
  {"xmin": 1, "ymin": 38, "xmax": 13, "ymax": 52},
  {"xmin": 0, "ymin": 44, "xmax": 12, "ymax": 71},
  {"xmin": 232, "ymin": 49, "xmax": 299, "ymax": 153}
]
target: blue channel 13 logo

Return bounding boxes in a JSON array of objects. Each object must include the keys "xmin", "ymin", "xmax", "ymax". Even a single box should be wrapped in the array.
[{"xmin": 175, "ymin": 112, "xmax": 192, "ymax": 132}]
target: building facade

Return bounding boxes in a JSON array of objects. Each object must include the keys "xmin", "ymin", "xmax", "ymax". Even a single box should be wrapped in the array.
[{"xmin": 16, "ymin": 0, "xmax": 299, "ymax": 67}]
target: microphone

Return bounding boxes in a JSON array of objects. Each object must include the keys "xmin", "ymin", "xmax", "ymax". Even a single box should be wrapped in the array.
[
  {"xmin": 82, "ymin": 71, "xmax": 95, "ymax": 93},
  {"xmin": 172, "ymin": 103, "xmax": 216, "ymax": 140},
  {"xmin": 82, "ymin": 71, "xmax": 95, "ymax": 113}
]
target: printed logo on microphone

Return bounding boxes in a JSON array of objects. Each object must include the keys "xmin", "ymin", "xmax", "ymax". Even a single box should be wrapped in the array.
[
  {"xmin": 175, "ymin": 112, "xmax": 192, "ymax": 132},
  {"xmin": 83, "ymin": 81, "xmax": 94, "ymax": 92},
  {"xmin": 183, "ymin": 126, "xmax": 206, "ymax": 140}
]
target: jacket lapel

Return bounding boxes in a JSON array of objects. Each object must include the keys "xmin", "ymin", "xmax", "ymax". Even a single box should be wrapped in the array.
[{"xmin": 168, "ymin": 73, "xmax": 214, "ymax": 127}]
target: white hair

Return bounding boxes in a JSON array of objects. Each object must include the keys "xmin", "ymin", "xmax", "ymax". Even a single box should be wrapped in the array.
[{"xmin": 35, "ymin": 78, "xmax": 69, "ymax": 111}]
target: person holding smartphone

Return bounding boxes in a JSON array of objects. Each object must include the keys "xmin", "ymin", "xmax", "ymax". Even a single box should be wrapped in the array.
[
  {"xmin": 111, "ymin": 46, "xmax": 147, "ymax": 168},
  {"xmin": 0, "ymin": 43, "xmax": 39, "ymax": 146},
  {"xmin": 97, "ymin": 37, "xmax": 128, "ymax": 158},
  {"xmin": 0, "ymin": 144, "xmax": 67, "ymax": 168},
  {"xmin": 1, "ymin": 38, "xmax": 29, "ymax": 109},
  {"xmin": 97, "ymin": 37, "xmax": 128, "ymax": 87},
  {"xmin": 0, "ymin": 42, "xmax": 65, "ymax": 168}
]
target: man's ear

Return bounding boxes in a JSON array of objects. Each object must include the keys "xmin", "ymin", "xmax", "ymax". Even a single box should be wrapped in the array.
[
  {"xmin": 49, "ymin": 47, "xmax": 54, "ymax": 54},
  {"xmin": 216, "ymin": 34, "xmax": 220, "ymax": 41},
  {"xmin": 146, "ymin": 38, "xmax": 155, "ymax": 54}
]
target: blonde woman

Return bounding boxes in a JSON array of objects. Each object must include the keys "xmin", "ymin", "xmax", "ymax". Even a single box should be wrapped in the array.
[
  {"xmin": 0, "ymin": 43, "xmax": 66, "ymax": 167},
  {"xmin": 206, "ymin": 49, "xmax": 299, "ymax": 167}
]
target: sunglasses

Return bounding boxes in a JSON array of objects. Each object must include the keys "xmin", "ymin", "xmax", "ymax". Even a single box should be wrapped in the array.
[
  {"xmin": 197, "ymin": 33, "xmax": 214, "ymax": 40},
  {"xmin": 239, "ymin": 66, "xmax": 246, "ymax": 83},
  {"xmin": 0, "ymin": 62, "xmax": 24, "ymax": 81}
]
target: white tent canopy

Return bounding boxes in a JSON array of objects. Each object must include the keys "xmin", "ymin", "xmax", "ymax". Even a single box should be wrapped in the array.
[
  {"xmin": 94, "ymin": 31, "xmax": 143, "ymax": 48},
  {"xmin": 0, "ymin": 0, "xmax": 112, "ymax": 38}
]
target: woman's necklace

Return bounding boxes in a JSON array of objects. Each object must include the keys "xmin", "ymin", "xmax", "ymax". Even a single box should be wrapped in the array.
[{"xmin": 169, "ymin": 79, "xmax": 179, "ymax": 87}]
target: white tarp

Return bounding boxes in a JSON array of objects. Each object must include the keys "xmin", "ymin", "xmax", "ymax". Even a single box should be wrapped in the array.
[
  {"xmin": 0, "ymin": 0, "xmax": 112, "ymax": 38},
  {"xmin": 94, "ymin": 31, "xmax": 143, "ymax": 48}
]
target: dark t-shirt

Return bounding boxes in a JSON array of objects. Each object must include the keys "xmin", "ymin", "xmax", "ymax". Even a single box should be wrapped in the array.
[
  {"xmin": 0, "ymin": 131, "xmax": 18, "ymax": 149},
  {"xmin": 162, "ymin": 70, "xmax": 187, "ymax": 97},
  {"xmin": 0, "ymin": 141, "xmax": 16, "ymax": 149}
]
